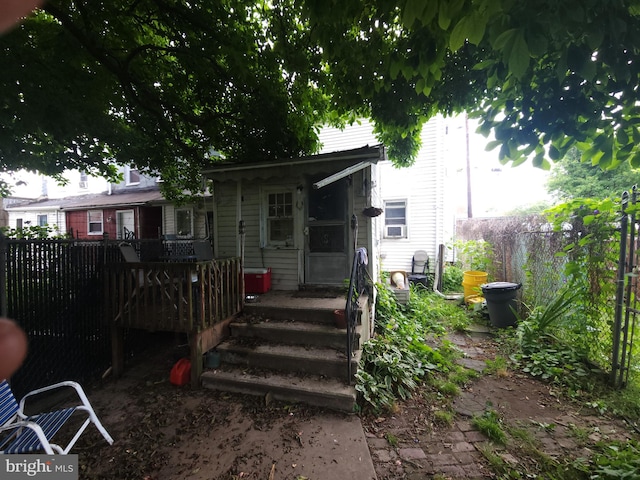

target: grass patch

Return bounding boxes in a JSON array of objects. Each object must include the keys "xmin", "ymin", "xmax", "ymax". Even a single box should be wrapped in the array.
[
  {"xmin": 436, "ymin": 380, "xmax": 460, "ymax": 397},
  {"xmin": 385, "ymin": 432, "xmax": 399, "ymax": 448},
  {"xmin": 472, "ymin": 410, "xmax": 507, "ymax": 445},
  {"xmin": 433, "ymin": 409, "xmax": 455, "ymax": 426},
  {"xmin": 484, "ymin": 356, "xmax": 510, "ymax": 377}
]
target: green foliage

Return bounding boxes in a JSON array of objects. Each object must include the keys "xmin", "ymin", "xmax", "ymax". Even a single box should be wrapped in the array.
[
  {"xmin": 406, "ymin": 287, "xmax": 467, "ymax": 332},
  {"xmin": 454, "ymin": 239, "xmax": 494, "ymax": 273},
  {"xmin": 513, "ymin": 285, "xmax": 591, "ymax": 385},
  {"xmin": 592, "ymin": 440, "xmax": 640, "ymax": 479},
  {"xmin": 357, "ymin": 284, "xmax": 461, "ymax": 412},
  {"xmin": 515, "ymin": 286, "xmax": 579, "ymax": 350},
  {"xmin": 2, "ymin": 2, "xmax": 640, "ymax": 196},
  {"xmin": 472, "ymin": 410, "xmax": 507, "ymax": 445},
  {"xmin": 433, "ymin": 409, "xmax": 455, "ymax": 426},
  {"xmin": 484, "ymin": 356, "xmax": 509, "ymax": 376},
  {"xmin": 441, "ymin": 265, "xmax": 464, "ymax": 293},
  {"xmin": 435, "ymin": 380, "xmax": 459, "ymax": 397},
  {"xmin": 384, "ymin": 432, "xmax": 399, "ymax": 448},
  {"xmin": 548, "ymin": 147, "xmax": 640, "ymax": 201},
  {"xmin": 543, "ymin": 198, "xmax": 620, "ymax": 367},
  {"xmin": 0, "ymin": 225, "xmax": 68, "ymax": 239}
]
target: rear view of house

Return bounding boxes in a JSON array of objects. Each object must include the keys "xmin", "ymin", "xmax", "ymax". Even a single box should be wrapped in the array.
[{"xmin": 204, "ymin": 145, "xmax": 386, "ymax": 290}]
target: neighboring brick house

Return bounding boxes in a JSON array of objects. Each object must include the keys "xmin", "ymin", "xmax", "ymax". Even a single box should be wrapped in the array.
[{"xmin": 5, "ymin": 166, "xmax": 212, "ymax": 242}]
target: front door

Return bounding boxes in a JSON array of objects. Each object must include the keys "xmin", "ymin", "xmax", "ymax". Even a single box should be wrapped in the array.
[
  {"xmin": 305, "ymin": 177, "xmax": 348, "ymax": 285},
  {"xmin": 116, "ymin": 210, "xmax": 135, "ymax": 240}
]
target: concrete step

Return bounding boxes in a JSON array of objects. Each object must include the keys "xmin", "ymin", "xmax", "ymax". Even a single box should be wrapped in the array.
[
  {"xmin": 201, "ymin": 367, "xmax": 357, "ymax": 412},
  {"xmin": 217, "ymin": 340, "xmax": 360, "ymax": 381},
  {"xmin": 230, "ymin": 318, "xmax": 362, "ymax": 351}
]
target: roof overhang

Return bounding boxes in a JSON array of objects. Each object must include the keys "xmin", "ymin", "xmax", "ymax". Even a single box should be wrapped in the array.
[
  {"xmin": 202, "ymin": 145, "xmax": 386, "ymax": 183},
  {"xmin": 60, "ymin": 190, "xmax": 164, "ymax": 211},
  {"xmin": 5, "ymin": 189, "xmax": 165, "ymax": 212}
]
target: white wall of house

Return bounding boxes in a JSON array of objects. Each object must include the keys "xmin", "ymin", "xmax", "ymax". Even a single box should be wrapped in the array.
[
  {"xmin": 162, "ymin": 203, "xmax": 210, "ymax": 239},
  {"xmin": 6, "ymin": 207, "xmax": 66, "ymax": 235},
  {"xmin": 318, "ymin": 116, "xmax": 461, "ymax": 274},
  {"xmin": 213, "ymin": 177, "xmax": 303, "ymax": 291}
]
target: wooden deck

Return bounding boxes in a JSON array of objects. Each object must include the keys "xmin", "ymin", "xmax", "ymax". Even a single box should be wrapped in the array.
[{"xmin": 104, "ymin": 257, "xmax": 243, "ymax": 386}]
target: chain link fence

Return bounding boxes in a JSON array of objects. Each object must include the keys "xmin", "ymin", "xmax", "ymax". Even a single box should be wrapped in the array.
[{"xmin": 456, "ymin": 214, "xmax": 618, "ymax": 373}]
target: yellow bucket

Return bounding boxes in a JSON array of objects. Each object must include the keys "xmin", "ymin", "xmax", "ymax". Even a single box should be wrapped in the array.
[{"xmin": 462, "ymin": 270, "xmax": 488, "ymax": 302}]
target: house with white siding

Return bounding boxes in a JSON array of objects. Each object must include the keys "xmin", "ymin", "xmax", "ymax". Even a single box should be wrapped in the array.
[
  {"xmin": 318, "ymin": 116, "xmax": 462, "ymax": 276},
  {"xmin": 203, "ymin": 146, "xmax": 385, "ymax": 290}
]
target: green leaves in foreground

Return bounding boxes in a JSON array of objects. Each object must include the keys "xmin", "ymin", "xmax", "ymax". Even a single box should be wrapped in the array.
[{"xmin": 356, "ymin": 285, "xmax": 459, "ymax": 412}]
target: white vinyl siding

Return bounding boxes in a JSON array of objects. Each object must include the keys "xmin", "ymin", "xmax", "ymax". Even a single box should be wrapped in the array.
[
  {"xmin": 6, "ymin": 209, "xmax": 66, "ymax": 236},
  {"xmin": 162, "ymin": 203, "xmax": 209, "ymax": 240},
  {"xmin": 318, "ymin": 116, "xmax": 457, "ymax": 274}
]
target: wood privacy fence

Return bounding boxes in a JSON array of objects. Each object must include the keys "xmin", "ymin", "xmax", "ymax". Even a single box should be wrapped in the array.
[{"xmin": 0, "ymin": 235, "xmax": 242, "ymax": 397}]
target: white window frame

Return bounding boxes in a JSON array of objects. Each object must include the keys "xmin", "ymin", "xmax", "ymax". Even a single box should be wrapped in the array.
[
  {"xmin": 261, "ymin": 187, "xmax": 295, "ymax": 247},
  {"xmin": 125, "ymin": 166, "xmax": 140, "ymax": 186},
  {"xmin": 383, "ymin": 199, "xmax": 408, "ymax": 239},
  {"xmin": 37, "ymin": 214, "xmax": 48, "ymax": 227},
  {"xmin": 87, "ymin": 210, "xmax": 104, "ymax": 235},
  {"xmin": 175, "ymin": 208, "xmax": 194, "ymax": 238},
  {"xmin": 79, "ymin": 171, "xmax": 88, "ymax": 189}
]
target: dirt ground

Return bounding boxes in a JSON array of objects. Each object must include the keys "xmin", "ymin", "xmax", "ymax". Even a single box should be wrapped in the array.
[
  {"xmin": 74, "ymin": 331, "xmax": 638, "ymax": 480},
  {"xmin": 76, "ymin": 333, "xmax": 374, "ymax": 480}
]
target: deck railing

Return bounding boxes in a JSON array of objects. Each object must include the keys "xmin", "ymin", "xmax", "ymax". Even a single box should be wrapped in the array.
[{"xmin": 104, "ymin": 257, "xmax": 242, "ymax": 333}]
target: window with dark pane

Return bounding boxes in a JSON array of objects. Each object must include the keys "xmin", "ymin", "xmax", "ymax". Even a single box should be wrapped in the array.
[
  {"xmin": 267, "ymin": 191, "xmax": 294, "ymax": 245},
  {"xmin": 385, "ymin": 200, "xmax": 406, "ymax": 225}
]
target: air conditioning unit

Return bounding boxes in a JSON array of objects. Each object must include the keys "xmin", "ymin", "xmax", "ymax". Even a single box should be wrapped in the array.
[
  {"xmin": 79, "ymin": 181, "xmax": 88, "ymax": 189},
  {"xmin": 385, "ymin": 225, "xmax": 406, "ymax": 238}
]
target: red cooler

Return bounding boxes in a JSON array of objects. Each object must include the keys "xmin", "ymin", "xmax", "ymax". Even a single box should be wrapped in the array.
[{"xmin": 244, "ymin": 268, "xmax": 271, "ymax": 294}]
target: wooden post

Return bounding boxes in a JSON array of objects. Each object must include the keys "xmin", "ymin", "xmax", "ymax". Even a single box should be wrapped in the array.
[
  {"xmin": 111, "ymin": 322, "xmax": 124, "ymax": 378},
  {"xmin": 189, "ymin": 330, "xmax": 203, "ymax": 388}
]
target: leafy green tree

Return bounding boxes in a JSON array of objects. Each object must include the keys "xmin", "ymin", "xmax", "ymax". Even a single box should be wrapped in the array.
[
  {"xmin": 547, "ymin": 148, "xmax": 640, "ymax": 200},
  {"xmin": 1, "ymin": 1, "xmax": 639, "ymax": 198}
]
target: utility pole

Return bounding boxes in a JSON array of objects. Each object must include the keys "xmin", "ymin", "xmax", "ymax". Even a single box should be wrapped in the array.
[{"xmin": 465, "ymin": 113, "xmax": 473, "ymax": 218}]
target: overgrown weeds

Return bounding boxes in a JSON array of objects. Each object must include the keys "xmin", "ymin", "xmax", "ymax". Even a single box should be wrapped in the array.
[
  {"xmin": 356, "ymin": 284, "xmax": 464, "ymax": 412},
  {"xmin": 472, "ymin": 409, "xmax": 507, "ymax": 445}
]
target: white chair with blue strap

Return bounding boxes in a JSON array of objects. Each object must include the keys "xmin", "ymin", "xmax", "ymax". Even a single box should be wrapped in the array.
[{"xmin": 0, "ymin": 379, "xmax": 113, "ymax": 454}]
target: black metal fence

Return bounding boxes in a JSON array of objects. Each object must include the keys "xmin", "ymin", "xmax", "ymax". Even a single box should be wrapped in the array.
[
  {"xmin": 1, "ymin": 237, "xmax": 114, "ymax": 398},
  {"xmin": 457, "ymin": 213, "xmax": 621, "ymax": 377}
]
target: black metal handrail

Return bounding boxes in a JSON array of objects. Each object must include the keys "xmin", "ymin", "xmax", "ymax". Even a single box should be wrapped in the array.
[{"xmin": 345, "ymin": 247, "xmax": 368, "ymax": 384}]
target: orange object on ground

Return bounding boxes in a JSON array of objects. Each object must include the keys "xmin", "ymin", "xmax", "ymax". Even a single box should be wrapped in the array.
[{"xmin": 170, "ymin": 358, "xmax": 191, "ymax": 386}]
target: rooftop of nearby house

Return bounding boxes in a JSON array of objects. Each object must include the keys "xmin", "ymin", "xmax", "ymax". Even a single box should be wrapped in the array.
[{"xmin": 4, "ymin": 187, "xmax": 165, "ymax": 211}]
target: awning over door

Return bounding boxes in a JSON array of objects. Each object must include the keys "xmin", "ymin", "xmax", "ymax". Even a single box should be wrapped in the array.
[{"xmin": 312, "ymin": 161, "xmax": 373, "ymax": 189}]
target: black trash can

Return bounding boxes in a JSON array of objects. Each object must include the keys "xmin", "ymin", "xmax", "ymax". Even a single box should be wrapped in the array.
[{"xmin": 481, "ymin": 282, "xmax": 522, "ymax": 328}]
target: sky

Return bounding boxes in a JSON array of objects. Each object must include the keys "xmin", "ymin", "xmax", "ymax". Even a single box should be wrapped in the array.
[{"xmin": 450, "ymin": 119, "xmax": 554, "ymax": 217}]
